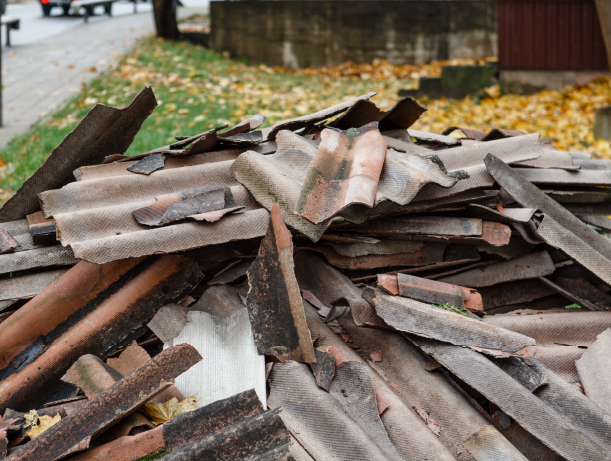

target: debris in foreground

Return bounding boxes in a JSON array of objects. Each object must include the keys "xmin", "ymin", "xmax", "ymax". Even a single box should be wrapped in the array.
[{"xmin": 1, "ymin": 87, "xmax": 611, "ymax": 461}]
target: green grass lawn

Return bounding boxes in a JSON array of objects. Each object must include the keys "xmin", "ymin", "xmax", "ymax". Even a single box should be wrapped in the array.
[{"xmin": 0, "ymin": 36, "xmax": 409, "ymax": 203}]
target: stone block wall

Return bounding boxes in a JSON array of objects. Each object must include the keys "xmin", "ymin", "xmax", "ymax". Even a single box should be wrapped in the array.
[{"xmin": 210, "ymin": 1, "xmax": 497, "ymax": 68}]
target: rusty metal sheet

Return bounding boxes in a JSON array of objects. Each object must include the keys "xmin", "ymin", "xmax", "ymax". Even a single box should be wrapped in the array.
[
  {"xmin": 439, "ymin": 251, "xmax": 556, "ymax": 288},
  {"xmin": 462, "ymin": 425, "xmax": 529, "ymax": 461},
  {"xmin": 0, "ymin": 268, "xmax": 68, "ymax": 302},
  {"xmin": 132, "ymin": 186, "xmax": 235, "ymax": 226},
  {"xmin": 0, "ymin": 255, "xmax": 203, "ymax": 413},
  {"xmin": 70, "ymin": 389, "xmax": 266, "ymax": 461},
  {"xmin": 415, "ymin": 338, "xmax": 611, "ymax": 461},
  {"xmin": 0, "ymin": 87, "xmax": 156, "ymax": 223},
  {"xmin": 395, "ymin": 273, "xmax": 483, "ymax": 312},
  {"xmin": 246, "ymin": 204, "xmax": 315, "ymax": 363},
  {"xmin": 577, "ymin": 214, "xmax": 611, "ymax": 230},
  {"xmin": 127, "ymin": 153, "xmax": 166, "ymax": 175},
  {"xmin": 297, "ymin": 302, "xmax": 464, "ymax": 461},
  {"xmin": 163, "ymin": 309, "xmax": 267, "ymax": 409},
  {"xmin": 486, "ymin": 154, "xmax": 611, "ymax": 285},
  {"xmin": 484, "ymin": 310, "xmax": 611, "ymax": 347},
  {"xmin": 310, "ymin": 347, "xmax": 336, "ymax": 392},
  {"xmin": 575, "ymin": 328, "xmax": 611, "ymax": 414},
  {"xmin": 261, "ymin": 92, "xmax": 375, "ymax": 141},
  {"xmin": 514, "ymin": 168, "xmax": 611, "ymax": 186},
  {"xmin": 304, "ymin": 242, "xmax": 445, "ymax": 270},
  {"xmin": 331, "ymin": 97, "xmax": 426, "ymax": 131},
  {"xmin": 208, "ymin": 258, "xmax": 252, "ymax": 285},
  {"xmin": 479, "ymin": 279, "xmax": 556, "ymax": 311},
  {"xmin": 160, "ymin": 407, "xmax": 291, "ymax": 461},
  {"xmin": 8, "ymin": 344, "xmax": 201, "ymax": 461},
  {"xmin": 0, "ymin": 230, "xmax": 18, "ymax": 254},
  {"xmin": 268, "ymin": 360, "xmax": 403, "ymax": 461},
  {"xmin": 295, "ymin": 123, "xmax": 387, "ymax": 225},
  {"xmin": 515, "ymin": 151, "xmax": 577, "ymax": 170},
  {"xmin": 367, "ymin": 288, "xmax": 535, "ymax": 357}
]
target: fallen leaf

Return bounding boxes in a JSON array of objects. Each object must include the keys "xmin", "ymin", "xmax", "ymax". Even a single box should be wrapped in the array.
[
  {"xmin": 143, "ymin": 395, "xmax": 198, "ymax": 425},
  {"xmin": 26, "ymin": 413, "xmax": 61, "ymax": 440},
  {"xmin": 23, "ymin": 409, "xmax": 38, "ymax": 429}
]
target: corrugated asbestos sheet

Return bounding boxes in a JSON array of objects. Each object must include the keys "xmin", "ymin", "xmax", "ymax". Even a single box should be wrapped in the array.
[
  {"xmin": 498, "ymin": 0, "xmax": 609, "ymax": 70},
  {"xmin": 3, "ymin": 86, "xmax": 611, "ymax": 460}
]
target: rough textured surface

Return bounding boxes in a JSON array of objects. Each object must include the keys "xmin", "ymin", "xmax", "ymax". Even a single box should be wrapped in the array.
[
  {"xmin": 462, "ymin": 425, "xmax": 529, "ymax": 461},
  {"xmin": 575, "ymin": 328, "xmax": 611, "ymax": 414}
]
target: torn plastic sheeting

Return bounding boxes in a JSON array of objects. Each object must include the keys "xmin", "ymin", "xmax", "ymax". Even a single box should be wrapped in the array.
[
  {"xmin": 331, "ymin": 306, "xmax": 516, "ymax": 461},
  {"xmin": 295, "ymin": 122, "xmax": 387, "ymax": 225},
  {"xmin": 513, "ymin": 168, "xmax": 611, "ymax": 186},
  {"xmin": 0, "ymin": 268, "xmax": 68, "ymax": 302},
  {"xmin": 329, "ymin": 239, "xmax": 423, "ymax": 257},
  {"xmin": 7, "ymin": 344, "xmax": 202, "ymax": 461},
  {"xmin": 69, "ymin": 208, "xmax": 270, "ymax": 264},
  {"xmin": 0, "ymin": 87, "xmax": 157, "ymax": 223},
  {"xmin": 158, "ymin": 406, "xmax": 291, "ymax": 461},
  {"xmin": 575, "ymin": 328, "xmax": 611, "ymax": 414},
  {"xmin": 415, "ymin": 338, "xmax": 611, "ymax": 461},
  {"xmin": 366, "ymin": 288, "xmax": 536, "ymax": 358},
  {"xmin": 299, "ymin": 301, "xmax": 460, "ymax": 461},
  {"xmin": 394, "ymin": 273, "xmax": 484, "ymax": 313},
  {"xmin": 133, "ymin": 186, "xmax": 235, "ymax": 226},
  {"xmin": 246, "ymin": 204, "xmax": 315, "ymax": 363},
  {"xmin": 0, "ymin": 245, "xmax": 77, "ymax": 275},
  {"xmin": 485, "ymin": 154, "xmax": 611, "ymax": 281},
  {"xmin": 127, "ymin": 153, "xmax": 166, "ymax": 175},
  {"xmin": 462, "ymin": 425, "xmax": 529, "ymax": 461},
  {"xmin": 261, "ymin": 92, "xmax": 376, "ymax": 141},
  {"xmin": 0, "ymin": 255, "xmax": 203, "ymax": 413},
  {"xmin": 69, "ymin": 390, "xmax": 265, "ymax": 461},
  {"xmin": 268, "ymin": 360, "xmax": 404, "ymax": 461},
  {"xmin": 0, "ymin": 230, "xmax": 18, "ymax": 254},
  {"xmin": 163, "ymin": 309, "xmax": 267, "ymax": 409},
  {"xmin": 438, "ymin": 251, "xmax": 556, "ymax": 288},
  {"xmin": 330, "ymin": 97, "xmax": 426, "ymax": 131},
  {"xmin": 304, "ymin": 242, "xmax": 446, "ymax": 270}
]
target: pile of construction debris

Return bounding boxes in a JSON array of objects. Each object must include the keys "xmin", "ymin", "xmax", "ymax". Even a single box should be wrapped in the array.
[{"xmin": 0, "ymin": 87, "xmax": 610, "ymax": 461}]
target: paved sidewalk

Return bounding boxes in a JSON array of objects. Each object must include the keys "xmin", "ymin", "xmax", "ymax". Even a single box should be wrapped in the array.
[{"xmin": 0, "ymin": 6, "xmax": 204, "ymax": 149}]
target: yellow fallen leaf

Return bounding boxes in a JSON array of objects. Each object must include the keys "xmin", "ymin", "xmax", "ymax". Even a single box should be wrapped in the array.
[
  {"xmin": 26, "ymin": 413, "xmax": 61, "ymax": 439},
  {"xmin": 143, "ymin": 395, "xmax": 198, "ymax": 425}
]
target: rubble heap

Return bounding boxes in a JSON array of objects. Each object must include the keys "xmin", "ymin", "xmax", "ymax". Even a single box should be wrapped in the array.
[{"xmin": 1, "ymin": 87, "xmax": 611, "ymax": 461}]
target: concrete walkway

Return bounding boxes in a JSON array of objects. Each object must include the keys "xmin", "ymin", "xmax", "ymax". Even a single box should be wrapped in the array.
[{"xmin": 0, "ymin": 5, "xmax": 205, "ymax": 149}]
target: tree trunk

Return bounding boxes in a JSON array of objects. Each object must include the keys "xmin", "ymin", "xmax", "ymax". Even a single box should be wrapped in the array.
[
  {"xmin": 153, "ymin": 0, "xmax": 179, "ymax": 40},
  {"xmin": 595, "ymin": 0, "xmax": 611, "ymax": 69}
]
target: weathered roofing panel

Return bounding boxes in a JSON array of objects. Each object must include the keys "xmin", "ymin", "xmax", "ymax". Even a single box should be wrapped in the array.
[{"xmin": 575, "ymin": 328, "xmax": 611, "ymax": 414}]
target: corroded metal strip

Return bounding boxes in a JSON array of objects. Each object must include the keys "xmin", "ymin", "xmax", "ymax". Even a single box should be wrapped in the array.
[
  {"xmin": 295, "ymin": 122, "xmax": 387, "ymax": 225},
  {"xmin": 70, "ymin": 390, "xmax": 265, "ymax": 461},
  {"xmin": 438, "ymin": 252, "xmax": 555, "ymax": 288},
  {"xmin": 246, "ymin": 204, "xmax": 315, "ymax": 363},
  {"xmin": 127, "ymin": 153, "xmax": 166, "ymax": 175},
  {"xmin": 8, "ymin": 344, "xmax": 201, "ymax": 461},
  {"xmin": 0, "ymin": 255, "xmax": 203, "ymax": 413},
  {"xmin": 0, "ymin": 87, "xmax": 157, "ymax": 223},
  {"xmin": 396, "ymin": 273, "xmax": 484, "ymax": 313},
  {"xmin": 367, "ymin": 288, "xmax": 536, "ymax": 358},
  {"xmin": 0, "ymin": 229, "xmax": 18, "ymax": 253}
]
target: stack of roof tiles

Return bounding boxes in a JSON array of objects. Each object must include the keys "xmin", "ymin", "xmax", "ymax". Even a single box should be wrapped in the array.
[{"xmin": 1, "ymin": 87, "xmax": 611, "ymax": 461}]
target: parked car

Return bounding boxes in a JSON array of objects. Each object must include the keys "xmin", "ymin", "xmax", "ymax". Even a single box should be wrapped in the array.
[{"xmin": 40, "ymin": 0, "xmax": 73, "ymax": 16}]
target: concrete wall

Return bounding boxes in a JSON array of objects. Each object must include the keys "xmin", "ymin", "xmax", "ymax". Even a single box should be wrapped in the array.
[{"xmin": 210, "ymin": 1, "xmax": 497, "ymax": 68}]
